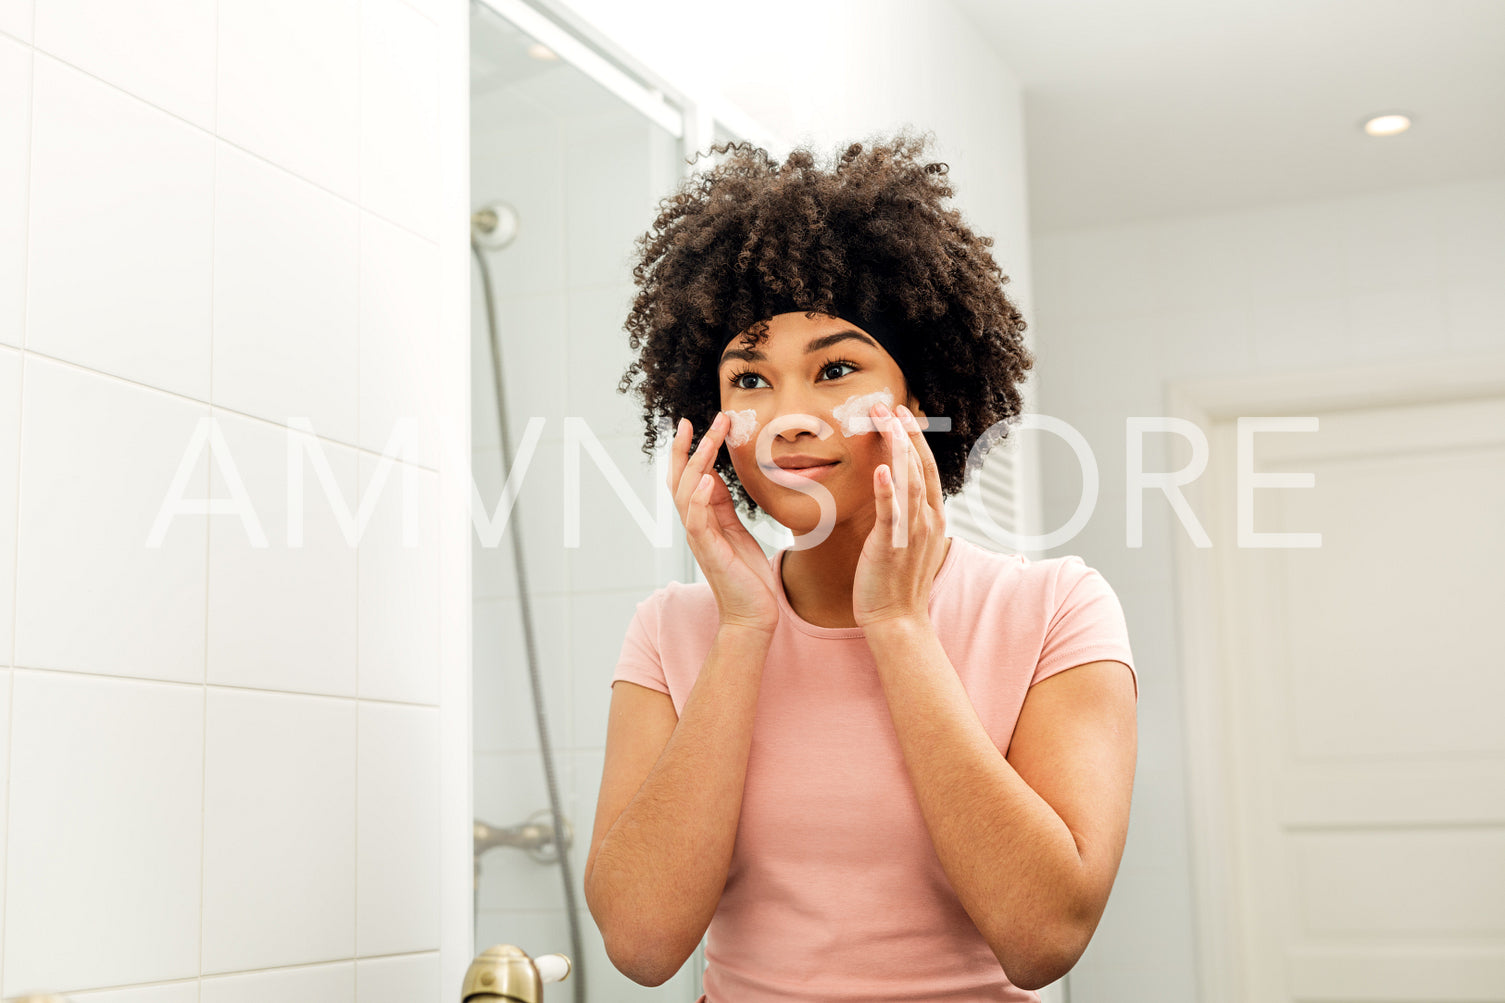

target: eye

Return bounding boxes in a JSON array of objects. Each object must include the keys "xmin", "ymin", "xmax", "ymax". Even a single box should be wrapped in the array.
[
  {"xmin": 819, "ymin": 359, "xmax": 858, "ymax": 381},
  {"xmin": 725, "ymin": 355, "xmax": 860, "ymax": 385}
]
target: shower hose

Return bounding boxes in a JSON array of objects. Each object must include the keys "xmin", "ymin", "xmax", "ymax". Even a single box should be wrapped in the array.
[{"xmin": 470, "ymin": 236, "xmax": 586, "ymax": 1003}]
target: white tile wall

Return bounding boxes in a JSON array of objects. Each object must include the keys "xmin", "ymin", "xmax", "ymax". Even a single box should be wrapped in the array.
[
  {"xmin": 216, "ymin": 0, "xmax": 359, "ymax": 202},
  {"xmin": 201, "ymin": 688, "xmax": 357, "ymax": 973},
  {"xmin": 205, "ymin": 409, "xmax": 358, "ymax": 696},
  {"xmin": 27, "ymin": 53, "xmax": 215, "ymax": 398},
  {"xmin": 471, "ymin": 289, "xmax": 569, "ymax": 454},
  {"xmin": 567, "ymin": 590, "xmax": 639, "ymax": 748},
  {"xmin": 0, "ymin": 0, "xmax": 33, "ymax": 42},
  {"xmin": 354, "ymin": 953, "xmax": 441, "ymax": 1003},
  {"xmin": 0, "ymin": 0, "xmax": 462, "ymax": 999},
  {"xmin": 34, "ymin": 0, "xmax": 216, "ymax": 130},
  {"xmin": 72, "ymin": 983, "xmax": 201, "ymax": 1003},
  {"xmin": 359, "ymin": 209, "xmax": 442, "ymax": 470},
  {"xmin": 14, "ymin": 357, "xmax": 210, "ymax": 681},
  {"xmin": 472, "ymin": 443, "xmax": 571, "ymax": 599},
  {"xmin": 201, "ymin": 962, "xmax": 354, "ymax": 1003},
  {"xmin": 474, "ymin": 594, "xmax": 570, "ymax": 755},
  {"xmin": 0, "ymin": 35, "xmax": 29, "ymax": 347},
  {"xmin": 564, "ymin": 283, "xmax": 639, "ymax": 439},
  {"xmin": 4, "ymin": 671, "xmax": 203, "ymax": 995},
  {"xmin": 0, "ymin": 670, "xmax": 10, "ymax": 973},
  {"xmin": 0, "ymin": 348, "xmax": 17, "ymax": 659},
  {"xmin": 357, "ymin": 702, "xmax": 441, "ymax": 954},
  {"xmin": 1031, "ymin": 174, "xmax": 1505, "ymax": 1000},
  {"xmin": 212, "ymin": 141, "xmax": 360, "ymax": 445},
  {"xmin": 566, "ymin": 433, "xmax": 681, "ymax": 594},
  {"xmin": 474, "ymin": 751, "xmax": 572, "ymax": 913},
  {"xmin": 360, "ymin": 0, "xmax": 440, "ymax": 241},
  {"xmin": 470, "ymin": 123, "xmax": 565, "ymax": 299},
  {"xmin": 357, "ymin": 454, "xmax": 440, "ymax": 704}
]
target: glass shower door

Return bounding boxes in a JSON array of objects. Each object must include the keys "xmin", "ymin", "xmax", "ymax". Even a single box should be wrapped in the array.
[{"xmin": 469, "ymin": 2, "xmax": 700, "ymax": 999}]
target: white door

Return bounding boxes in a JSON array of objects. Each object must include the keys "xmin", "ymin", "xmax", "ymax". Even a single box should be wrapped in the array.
[{"xmin": 1210, "ymin": 394, "xmax": 1505, "ymax": 1000}]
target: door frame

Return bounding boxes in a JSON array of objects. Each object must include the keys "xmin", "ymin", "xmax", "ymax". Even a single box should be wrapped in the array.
[{"xmin": 1164, "ymin": 349, "xmax": 1505, "ymax": 1003}]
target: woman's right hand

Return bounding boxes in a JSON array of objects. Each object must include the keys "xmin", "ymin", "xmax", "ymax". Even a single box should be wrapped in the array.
[{"xmin": 670, "ymin": 413, "xmax": 781, "ymax": 635}]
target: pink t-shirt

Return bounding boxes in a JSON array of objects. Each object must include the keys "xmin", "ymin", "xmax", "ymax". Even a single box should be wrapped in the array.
[{"xmin": 611, "ymin": 534, "xmax": 1138, "ymax": 1001}]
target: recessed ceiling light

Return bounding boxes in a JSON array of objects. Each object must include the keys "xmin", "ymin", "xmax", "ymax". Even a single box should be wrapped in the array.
[
  {"xmin": 527, "ymin": 42, "xmax": 559, "ymax": 61},
  {"xmin": 1363, "ymin": 113, "xmax": 1412, "ymax": 137}
]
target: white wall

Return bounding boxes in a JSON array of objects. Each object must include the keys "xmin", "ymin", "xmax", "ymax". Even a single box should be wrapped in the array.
[
  {"xmin": 1030, "ymin": 176, "xmax": 1505, "ymax": 1001},
  {"xmin": 0, "ymin": 0, "xmax": 471, "ymax": 999}
]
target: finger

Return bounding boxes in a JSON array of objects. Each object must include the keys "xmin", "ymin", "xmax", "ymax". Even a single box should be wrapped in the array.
[
  {"xmin": 876, "ymin": 461, "xmax": 906, "ymax": 548},
  {"xmin": 870, "ymin": 404, "xmax": 911, "ymax": 547},
  {"xmin": 668, "ymin": 417, "xmax": 688, "ymax": 496},
  {"xmin": 687, "ymin": 471, "xmax": 723, "ymax": 555},
  {"xmin": 896, "ymin": 404, "xmax": 944, "ymax": 515},
  {"xmin": 676, "ymin": 412, "xmax": 728, "ymax": 517}
]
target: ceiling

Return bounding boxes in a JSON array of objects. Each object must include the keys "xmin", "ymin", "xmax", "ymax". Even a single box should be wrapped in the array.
[{"xmin": 948, "ymin": 0, "xmax": 1505, "ymax": 232}]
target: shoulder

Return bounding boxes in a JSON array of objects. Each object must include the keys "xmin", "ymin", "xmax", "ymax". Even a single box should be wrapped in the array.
[
  {"xmin": 631, "ymin": 577, "xmax": 720, "ymax": 635},
  {"xmin": 943, "ymin": 537, "xmax": 1107, "ymax": 601},
  {"xmin": 1011, "ymin": 551, "xmax": 1117, "ymax": 606}
]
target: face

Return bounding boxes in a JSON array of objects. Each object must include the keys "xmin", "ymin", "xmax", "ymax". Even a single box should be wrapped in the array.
[{"xmin": 717, "ymin": 311, "xmax": 925, "ymax": 535}]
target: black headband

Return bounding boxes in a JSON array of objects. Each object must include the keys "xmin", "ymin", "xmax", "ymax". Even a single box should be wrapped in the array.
[{"xmin": 719, "ymin": 300, "xmax": 910, "ymax": 375}]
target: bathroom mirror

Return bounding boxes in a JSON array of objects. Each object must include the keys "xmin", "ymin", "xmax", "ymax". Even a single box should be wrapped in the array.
[{"xmin": 469, "ymin": 2, "xmax": 706, "ymax": 998}]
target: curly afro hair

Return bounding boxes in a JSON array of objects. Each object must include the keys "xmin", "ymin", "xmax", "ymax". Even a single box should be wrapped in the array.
[{"xmin": 616, "ymin": 130, "xmax": 1034, "ymax": 517}]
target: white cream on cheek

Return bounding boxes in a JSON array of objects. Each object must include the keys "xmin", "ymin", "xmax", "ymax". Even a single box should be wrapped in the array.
[
  {"xmin": 725, "ymin": 408, "xmax": 759, "ymax": 447},
  {"xmin": 831, "ymin": 388, "xmax": 895, "ymax": 437}
]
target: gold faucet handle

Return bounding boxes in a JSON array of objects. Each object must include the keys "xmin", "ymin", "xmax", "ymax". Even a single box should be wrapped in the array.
[{"xmin": 461, "ymin": 944, "xmax": 572, "ymax": 1003}]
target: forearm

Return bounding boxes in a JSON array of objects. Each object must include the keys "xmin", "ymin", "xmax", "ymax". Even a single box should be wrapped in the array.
[
  {"xmin": 586, "ymin": 625, "xmax": 771, "ymax": 982},
  {"xmin": 864, "ymin": 616, "xmax": 1087, "ymax": 989}
]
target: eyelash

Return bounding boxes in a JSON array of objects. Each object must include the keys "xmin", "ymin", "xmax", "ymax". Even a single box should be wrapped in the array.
[{"xmin": 727, "ymin": 357, "xmax": 859, "ymax": 391}]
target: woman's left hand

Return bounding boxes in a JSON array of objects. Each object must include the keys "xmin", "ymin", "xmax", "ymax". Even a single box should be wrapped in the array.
[{"xmin": 853, "ymin": 401, "xmax": 950, "ymax": 628}]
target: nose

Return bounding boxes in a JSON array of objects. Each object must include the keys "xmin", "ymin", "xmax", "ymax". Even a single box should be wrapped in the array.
[
  {"xmin": 767, "ymin": 403, "xmax": 832, "ymax": 443},
  {"xmin": 761, "ymin": 385, "xmax": 838, "ymax": 443}
]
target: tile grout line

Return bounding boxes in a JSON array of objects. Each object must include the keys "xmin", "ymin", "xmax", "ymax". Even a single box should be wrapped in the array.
[
  {"xmin": 18, "ymin": 348, "xmax": 439, "ymax": 474},
  {"xmin": 66, "ymin": 949, "xmax": 440, "ymax": 996}
]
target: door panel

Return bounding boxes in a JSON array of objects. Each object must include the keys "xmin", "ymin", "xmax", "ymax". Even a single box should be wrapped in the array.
[{"xmin": 1211, "ymin": 395, "xmax": 1505, "ymax": 1001}]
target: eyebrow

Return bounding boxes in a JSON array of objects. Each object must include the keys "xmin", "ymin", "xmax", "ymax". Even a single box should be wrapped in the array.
[{"xmin": 719, "ymin": 329, "xmax": 879, "ymax": 367}]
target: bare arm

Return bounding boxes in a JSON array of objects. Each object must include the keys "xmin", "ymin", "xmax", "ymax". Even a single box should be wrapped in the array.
[
  {"xmin": 866, "ymin": 615, "xmax": 1138, "ymax": 991},
  {"xmin": 584, "ymin": 624, "xmax": 772, "ymax": 987}
]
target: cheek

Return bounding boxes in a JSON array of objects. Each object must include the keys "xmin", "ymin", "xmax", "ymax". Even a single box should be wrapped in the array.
[
  {"xmin": 724, "ymin": 408, "xmax": 758, "ymax": 447},
  {"xmin": 831, "ymin": 388, "xmax": 896, "ymax": 437}
]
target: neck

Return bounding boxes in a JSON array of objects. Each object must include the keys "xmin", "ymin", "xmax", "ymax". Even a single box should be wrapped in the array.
[
  {"xmin": 779, "ymin": 509, "xmax": 951, "ymax": 630},
  {"xmin": 781, "ymin": 524, "xmax": 868, "ymax": 629}
]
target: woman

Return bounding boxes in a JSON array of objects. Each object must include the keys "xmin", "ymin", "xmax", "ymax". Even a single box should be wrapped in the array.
[{"xmin": 583, "ymin": 134, "xmax": 1138, "ymax": 1001}]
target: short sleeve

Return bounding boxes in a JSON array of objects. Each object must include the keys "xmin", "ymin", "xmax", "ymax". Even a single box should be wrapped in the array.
[
  {"xmin": 611, "ymin": 590, "xmax": 671, "ymax": 696},
  {"xmin": 1033, "ymin": 557, "xmax": 1138, "ymax": 700}
]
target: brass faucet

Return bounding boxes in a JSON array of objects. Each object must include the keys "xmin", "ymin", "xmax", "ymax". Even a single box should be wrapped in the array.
[{"xmin": 462, "ymin": 944, "xmax": 571, "ymax": 1003}]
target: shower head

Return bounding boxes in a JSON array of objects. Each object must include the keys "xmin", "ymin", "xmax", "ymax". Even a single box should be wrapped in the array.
[{"xmin": 471, "ymin": 200, "xmax": 520, "ymax": 250}]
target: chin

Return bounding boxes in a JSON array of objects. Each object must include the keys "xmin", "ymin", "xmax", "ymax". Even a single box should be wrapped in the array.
[{"xmin": 750, "ymin": 487, "xmax": 869, "ymax": 541}]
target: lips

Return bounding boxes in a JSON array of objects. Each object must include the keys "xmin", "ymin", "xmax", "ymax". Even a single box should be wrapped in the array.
[{"xmin": 773, "ymin": 455, "xmax": 840, "ymax": 470}]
